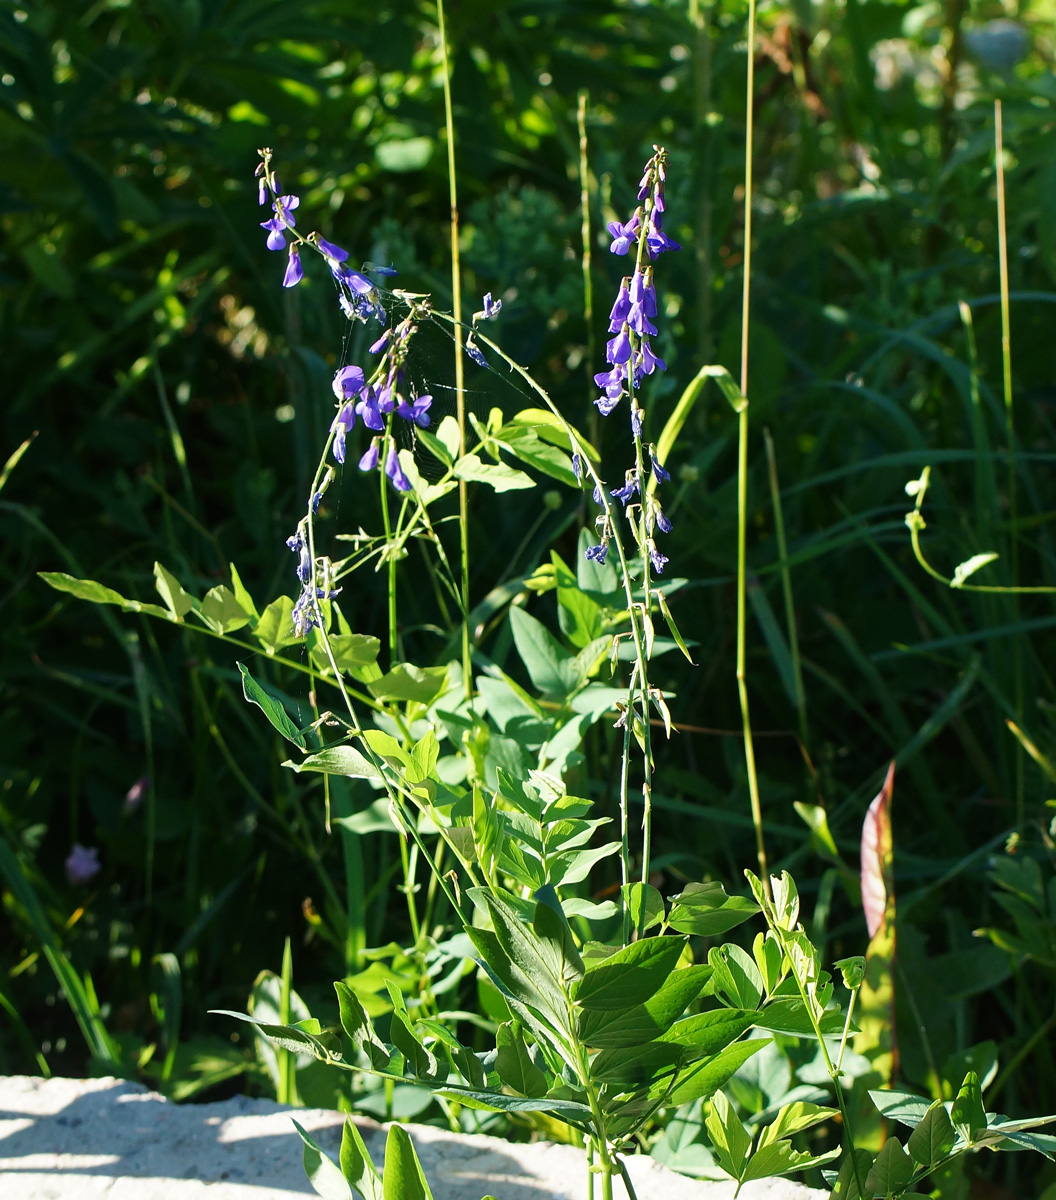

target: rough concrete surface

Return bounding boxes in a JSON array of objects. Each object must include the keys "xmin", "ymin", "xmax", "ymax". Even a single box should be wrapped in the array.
[{"xmin": 0, "ymin": 1075, "xmax": 826, "ymax": 1200}]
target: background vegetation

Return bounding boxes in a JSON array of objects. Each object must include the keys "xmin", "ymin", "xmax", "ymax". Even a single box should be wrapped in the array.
[{"xmin": 2, "ymin": 0, "xmax": 1055, "ymax": 1194}]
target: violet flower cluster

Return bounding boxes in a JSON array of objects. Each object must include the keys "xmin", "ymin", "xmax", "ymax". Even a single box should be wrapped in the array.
[
  {"xmin": 255, "ymin": 147, "xmax": 393, "ymax": 324},
  {"xmin": 588, "ymin": 147, "xmax": 679, "ymax": 574}
]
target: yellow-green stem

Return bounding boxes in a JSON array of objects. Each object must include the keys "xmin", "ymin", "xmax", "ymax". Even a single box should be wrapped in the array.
[
  {"xmin": 737, "ymin": 0, "xmax": 768, "ymax": 889},
  {"xmin": 437, "ymin": 0, "xmax": 472, "ymax": 700}
]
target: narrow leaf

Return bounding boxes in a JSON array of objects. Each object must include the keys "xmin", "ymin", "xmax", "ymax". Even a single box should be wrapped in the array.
[
  {"xmin": 238, "ymin": 662, "xmax": 306, "ymax": 749},
  {"xmin": 861, "ymin": 761, "xmax": 895, "ymax": 938}
]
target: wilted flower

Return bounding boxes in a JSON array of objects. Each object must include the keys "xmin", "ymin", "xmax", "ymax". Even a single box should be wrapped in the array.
[
  {"xmin": 65, "ymin": 844, "xmax": 100, "ymax": 887},
  {"xmin": 651, "ymin": 452, "xmax": 671, "ymax": 484},
  {"xmin": 482, "ymin": 293, "xmax": 502, "ymax": 319},
  {"xmin": 648, "ymin": 541, "xmax": 669, "ymax": 574},
  {"xmin": 585, "ymin": 542, "xmax": 609, "ymax": 565}
]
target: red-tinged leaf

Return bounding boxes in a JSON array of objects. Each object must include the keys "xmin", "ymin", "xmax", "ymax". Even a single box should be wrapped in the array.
[{"xmin": 861, "ymin": 762, "xmax": 895, "ymax": 938}]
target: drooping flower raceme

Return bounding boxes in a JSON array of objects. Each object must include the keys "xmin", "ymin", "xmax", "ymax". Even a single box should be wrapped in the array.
[{"xmin": 587, "ymin": 146, "xmax": 679, "ymax": 572}]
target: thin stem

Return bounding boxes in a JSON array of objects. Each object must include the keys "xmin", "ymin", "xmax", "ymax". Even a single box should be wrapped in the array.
[
  {"xmin": 379, "ymin": 442, "xmax": 399, "ymax": 666},
  {"xmin": 436, "ymin": 0, "xmax": 472, "ymax": 700},
  {"xmin": 736, "ymin": 0, "xmax": 768, "ymax": 889},
  {"xmin": 764, "ymin": 428, "xmax": 807, "ymax": 746},
  {"xmin": 995, "ymin": 98, "xmax": 1024, "ymax": 825},
  {"xmin": 577, "ymin": 91, "xmax": 597, "ymax": 449}
]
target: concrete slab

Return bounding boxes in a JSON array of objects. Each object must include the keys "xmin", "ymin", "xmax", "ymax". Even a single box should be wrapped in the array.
[{"xmin": 0, "ymin": 1076, "xmax": 827, "ymax": 1200}]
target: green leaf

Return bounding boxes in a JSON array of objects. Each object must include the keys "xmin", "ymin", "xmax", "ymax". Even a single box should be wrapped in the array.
[
  {"xmin": 333, "ymin": 982, "xmax": 390, "ymax": 1071},
  {"xmin": 623, "ymin": 882, "xmax": 665, "ymax": 934},
  {"xmin": 708, "ymin": 943, "xmax": 764, "ymax": 1010},
  {"xmin": 667, "ymin": 881, "xmax": 759, "ymax": 937},
  {"xmin": 340, "ymin": 1118, "xmax": 383, "ymax": 1200},
  {"xmin": 431, "ymin": 1086, "xmax": 592, "ymax": 1122},
  {"xmin": 666, "ymin": 1038, "xmax": 767, "ymax": 1106},
  {"xmin": 454, "ymin": 453, "xmax": 534, "ymax": 492},
  {"xmin": 753, "ymin": 997, "xmax": 848, "ymax": 1038},
  {"xmin": 658, "ymin": 1009, "xmax": 754, "ymax": 1061},
  {"xmin": 590, "ymin": 1039, "xmax": 683, "ymax": 1087},
  {"xmin": 285, "ymin": 745, "xmax": 381, "ymax": 782},
  {"xmin": 255, "ymin": 596, "xmax": 302, "ymax": 652},
  {"xmin": 865, "ymin": 1136, "xmax": 915, "ymax": 1197},
  {"xmin": 500, "ymin": 427, "xmax": 579, "ymax": 486},
  {"xmin": 38, "ymin": 571, "xmax": 172, "ymax": 621},
  {"xmin": 381, "ymin": 1125, "xmax": 432, "ymax": 1200},
  {"xmin": 705, "ymin": 1090, "xmax": 752, "ymax": 1182},
  {"xmin": 574, "ymin": 936, "xmax": 687, "ymax": 1011},
  {"xmin": 386, "ymin": 985, "xmax": 438, "ymax": 1082},
  {"xmin": 316, "ymin": 633, "xmax": 382, "ymax": 673},
  {"xmin": 210, "ymin": 1010, "xmax": 335, "ymax": 1062},
  {"xmin": 508, "ymin": 606, "xmax": 578, "ymax": 698},
  {"xmin": 376, "ymin": 137, "xmax": 434, "ymax": 173},
  {"xmin": 292, "ymin": 1120, "xmax": 353, "ymax": 1200},
  {"xmin": 552, "ymin": 552, "xmax": 603, "ymax": 648},
  {"xmin": 495, "ymin": 1021, "xmax": 548, "ymax": 1096},
  {"xmin": 198, "ymin": 585, "xmax": 251, "ymax": 633},
  {"xmin": 154, "ymin": 562, "xmax": 197, "ymax": 618},
  {"xmin": 753, "ymin": 932, "xmax": 785, "ymax": 996},
  {"xmin": 578, "ymin": 965, "xmax": 713, "ymax": 1049},
  {"xmin": 229, "ymin": 563, "xmax": 259, "ymax": 622},
  {"xmin": 238, "ymin": 663, "xmax": 306, "ymax": 749},
  {"xmin": 907, "ymin": 1101, "xmax": 957, "ymax": 1168},
  {"xmin": 368, "ymin": 663, "xmax": 448, "ymax": 704},
  {"xmin": 869, "ymin": 1088, "xmax": 933, "ymax": 1127},
  {"xmin": 951, "ymin": 1071, "xmax": 986, "ymax": 1143},
  {"xmin": 830, "ymin": 1149, "xmax": 875, "ymax": 1200},
  {"xmin": 742, "ymin": 1140, "xmax": 840, "ymax": 1183},
  {"xmin": 760, "ymin": 1101, "xmax": 839, "ymax": 1144}
]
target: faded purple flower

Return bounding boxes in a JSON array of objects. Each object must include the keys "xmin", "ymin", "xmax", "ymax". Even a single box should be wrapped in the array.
[
  {"xmin": 631, "ymin": 404, "xmax": 643, "ymax": 438},
  {"xmin": 572, "ymin": 452, "xmax": 582, "ymax": 482},
  {"xmin": 651, "ymin": 454, "xmax": 671, "ymax": 484},
  {"xmin": 649, "ymin": 542, "xmax": 669, "ymax": 574},
  {"xmin": 585, "ymin": 542, "xmax": 609, "ymax": 565},
  {"xmin": 296, "ymin": 544, "xmax": 312, "ymax": 583},
  {"xmin": 65, "ymin": 844, "xmax": 100, "ymax": 887},
  {"xmin": 611, "ymin": 475, "xmax": 639, "ymax": 505},
  {"xmin": 385, "ymin": 445, "xmax": 412, "ymax": 492},
  {"xmin": 482, "ymin": 293, "xmax": 502, "ymax": 319},
  {"xmin": 466, "ymin": 339, "xmax": 488, "ymax": 368},
  {"xmin": 655, "ymin": 505, "xmax": 673, "ymax": 534}
]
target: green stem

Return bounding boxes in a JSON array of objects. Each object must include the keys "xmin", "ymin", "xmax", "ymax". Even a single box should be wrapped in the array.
[
  {"xmin": 577, "ymin": 91, "xmax": 597, "ymax": 450},
  {"xmin": 379, "ymin": 438, "xmax": 399, "ymax": 666},
  {"xmin": 995, "ymin": 98, "xmax": 1024, "ymax": 825},
  {"xmin": 436, "ymin": 0, "xmax": 472, "ymax": 701},
  {"xmin": 737, "ymin": 0, "xmax": 768, "ymax": 889}
]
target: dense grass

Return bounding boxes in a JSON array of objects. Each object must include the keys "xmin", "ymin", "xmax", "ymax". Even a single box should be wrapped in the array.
[{"xmin": 2, "ymin": 0, "xmax": 1056, "ymax": 1193}]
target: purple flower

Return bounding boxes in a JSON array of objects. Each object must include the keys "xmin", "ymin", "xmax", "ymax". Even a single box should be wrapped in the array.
[
  {"xmin": 651, "ymin": 454, "xmax": 671, "ymax": 484},
  {"xmin": 645, "ymin": 213, "xmax": 681, "ymax": 257},
  {"xmin": 260, "ymin": 217, "xmax": 287, "ymax": 251},
  {"xmin": 65, "ymin": 844, "xmax": 100, "ymax": 887},
  {"xmin": 332, "ymin": 364, "xmax": 366, "ymax": 400},
  {"xmin": 286, "ymin": 532, "xmax": 303, "ymax": 553},
  {"xmin": 630, "ymin": 270, "xmax": 658, "ymax": 317},
  {"xmin": 631, "ymin": 405, "xmax": 643, "ymax": 438},
  {"xmin": 639, "ymin": 340, "xmax": 666, "ymax": 375},
  {"xmin": 655, "ymin": 505, "xmax": 673, "ymax": 534},
  {"xmin": 296, "ymin": 544, "xmax": 312, "ymax": 583},
  {"xmin": 331, "ymin": 402, "xmax": 356, "ymax": 464},
  {"xmin": 628, "ymin": 301, "xmax": 658, "ymax": 337},
  {"xmin": 370, "ymin": 330, "xmax": 391, "ymax": 354},
  {"xmin": 594, "ymin": 364, "xmax": 624, "ymax": 399},
  {"xmin": 592, "ymin": 483, "xmax": 604, "ymax": 505},
  {"xmin": 273, "ymin": 194, "xmax": 299, "ymax": 228},
  {"xmin": 312, "ymin": 490, "xmax": 323, "ymax": 513},
  {"xmin": 608, "ymin": 279, "xmax": 631, "ymax": 332},
  {"xmin": 649, "ymin": 542, "xmax": 669, "ymax": 574},
  {"xmin": 466, "ymin": 339, "xmax": 488, "ymax": 368},
  {"xmin": 606, "ymin": 327, "xmax": 632, "ymax": 366},
  {"xmin": 359, "ymin": 438, "xmax": 380, "ymax": 471},
  {"xmin": 258, "ymin": 176, "xmax": 268, "ymax": 206},
  {"xmin": 334, "ymin": 264, "xmax": 375, "ymax": 295},
  {"xmin": 315, "ymin": 236, "xmax": 348, "ymax": 264},
  {"xmin": 611, "ymin": 475, "xmax": 639, "ymax": 505},
  {"xmin": 585, "ymin": 542, "xmax": 609, "ymax": 565},
  {"xmin": 385, "ymin": 446, "xmax": 412, "ymax": 492},
  {"xmin": 572, "ymin": 452, "xmax": 582, "ymax": 482},
  {"xmin": 356, "ymin": 387, "xmax": 384, "ymax": 431},
  {"xmin": 377, "ymin": 382, "xmax": 396, "ymax": 415},
  {"xmin": 283, "ymin": 246, "xmax": 304, "ymax": 288},
  {"xmin": 396, "ymin": 393, "xmax": 432, "ymax": 428},
  {"xmin": 482, "ymin": 293, "xmax": 502, "ymax": 319},
  {"xmin": 607, "ymin": 216, "xmax": 640, "ymax": 256},
  {"xmin": 595, "ymin": 393, "xmax": 621, "ymax": 417}
]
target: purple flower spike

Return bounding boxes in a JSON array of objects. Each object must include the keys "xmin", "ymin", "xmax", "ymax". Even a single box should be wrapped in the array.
[
  {"xmin": 315, "ymin": 236, "xmax": 348, "ymax": 263},
  {"xmin": 332, "ymin": 364, "xmax": 366, "ymax": 400},
  {"xmin": 65, "ymin": 844, "xmax": 101, "ymax": 887},
  {"xmin": 606, "ymin": 327, "xmax": 632, "ymax": 365},
  {"xmin": 283, "ymin": 246, "xmax": 304, "ymax": 288},
  {"xmin": 356, "ymin": 387, "xmax": 384, "ymax": 431},
  {"xmin": 585, "ymin": 542, "xmax": 609, "ymax": 565},
  {"xmin": 396, "ymin": 393, "xmax": 432, "ymax": 428},
  {"xmin": 608, "ymin": 279, "xmax": 631, "ymax": 333},
  {"xmin": 385, "ymin": 445, "xmax": 412, "ymax": 492},
  {"xmin": 359, "ymin": 438, "xmax": 380, "ymax": 471}
]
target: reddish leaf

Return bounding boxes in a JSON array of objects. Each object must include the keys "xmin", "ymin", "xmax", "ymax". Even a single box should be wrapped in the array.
[{"xmin": 860, "ymin": 762, "xmax": 895, "ymax": 938}]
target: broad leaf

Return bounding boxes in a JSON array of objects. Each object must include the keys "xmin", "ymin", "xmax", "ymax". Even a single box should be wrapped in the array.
[
  {"xmin": 742, "ymin": 1139, "xmax": 840, "ymax": 1183},
  {"xmin": 292, "ymin": 1120, "xmax": 353, "ymax": 1200},
  {"xmin": 431, "ymin": 1086, "xmax": 593, "ymax": 1122},
  {"xmin": 255, "ymin": 595, "xmax": 302, "ymax": 651},
  {"xmin": 154, "ymin": 562, "xmax": 197, "ymax": 618},
  {"xmin": 668, "ymin": 881, "xmax": 758, "ymax": 937},
  {"xmin": 705, "ymin": 1090, "xmax": 751, "ymax": 1181},
  {"xmin": 333, "ymin": 982, "xmax": 390, "ymax": 1070},
  {"xmin": 382, "ymin": 1126, "xmax": 432, "ymax": 1200},
  {"xmin": 951, "ymin": 1071, "xmax": 986, "ymax": 1143},
  {"xmin": 454, "ymin": 453, "xmax": 534, "ymax": 492},
  {"xmin": 340, "ymin": 1118, "xmax": 383, "ymax": 1200},
  {"xmin": 907, "ymin": 1100, "xmax": 956, "ymax": 1167},
  {"xmin": 238, "ymin": 662, "xmax": 306, "ymax": 749},
  {"xmin": 368, "ymin": 663, "xmax": 448, "ymax": 704},
  {"xmin": 708, "ymin": 943, "xmax": 763, "ymax": 1010},
  {"xmin": 658, "ymin": 1009, "xmax": 754, "ymax": 1062},
  {"xmin": 865, "ymin": 1136, "xmax": 914, "ymax": 1197},
  {"xmin": 869, "ymin": 1088, "xmax": 932, "ymax": 1127},
  {"xmin": 199, "ymin": 585, "xmax": 251, "ymax": 633},
  {"xmin": 38, "ymin": 571, "xmax": 173, "ymax": 621},
  {"xmin": 578, "ymin": 965, "xmax": 712, "ymax": 1049},
  {"xmin": 284, "ymin": 745, "xmax": 381, "ymax": 781},
  {"xmin": 509, "ymin": 606, "xmax": 578, "ymax": 698},
  {"xmin": 495, "ymin": 1021, "xmax": 548, "ymax": 1096},
  {"xmin": 666, "ymin": 1038, "xmax": 767, "ymax": 1106},
  {"xmin": 574, "ymin": 936, "xmax": 687, "ymax": 1011}
]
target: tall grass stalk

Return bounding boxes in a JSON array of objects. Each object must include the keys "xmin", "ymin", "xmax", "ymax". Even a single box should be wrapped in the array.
[
  {"xmin": 994, "ymin": 98, "xmax": 1025, "ymax": 823},
  {"xmin": 737, "ymin": 0, "xmax": 768, "ymax": 887},
  {"xmin": 437, "ymin": 0, "xmax": 472, "ymax": 700}
]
